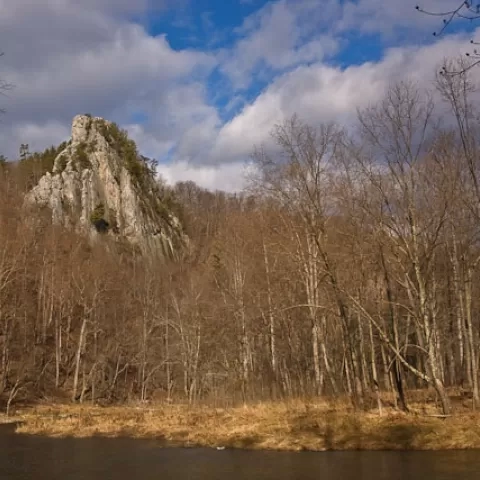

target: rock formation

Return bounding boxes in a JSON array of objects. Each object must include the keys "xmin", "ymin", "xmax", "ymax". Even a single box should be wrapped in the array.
[{"xmin": 26, "ymin": 114, "xmax": 187, "ymax": 258}]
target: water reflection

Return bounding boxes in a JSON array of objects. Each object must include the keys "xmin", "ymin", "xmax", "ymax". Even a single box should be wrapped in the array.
[{"xmin": 0, "ymin": 426, "xmax": 479, "ymax": 480}]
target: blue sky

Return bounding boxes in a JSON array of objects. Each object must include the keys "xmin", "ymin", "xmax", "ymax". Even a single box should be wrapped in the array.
[
  {"xmin": 0, "ymin": 0, "xmax": 478, "ymax": 190},
  {"xmin": 146, "ymin": 0, "xmax": 262, "ymax": 49}
]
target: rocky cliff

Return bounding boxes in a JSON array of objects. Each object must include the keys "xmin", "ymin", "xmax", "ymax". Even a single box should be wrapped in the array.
[{"xmin": 26, "ymin": 114, "xmax": 187, "ymax": 258}]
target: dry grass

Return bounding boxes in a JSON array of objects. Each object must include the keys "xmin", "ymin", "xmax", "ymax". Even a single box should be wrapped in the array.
[{"xmin": 2, "ymin": 398, "xmax": 480, "ymax": 451}]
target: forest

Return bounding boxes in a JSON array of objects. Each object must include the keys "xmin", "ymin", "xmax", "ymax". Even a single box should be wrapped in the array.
[{"xmin": 1, "ymin": 60, "xmax": 480, "ymax": 418}]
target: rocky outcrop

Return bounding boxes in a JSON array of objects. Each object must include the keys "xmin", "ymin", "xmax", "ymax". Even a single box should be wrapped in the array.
[{"xmin": 26, "ymin": 114, "xmax": 187, "ymax": 258}]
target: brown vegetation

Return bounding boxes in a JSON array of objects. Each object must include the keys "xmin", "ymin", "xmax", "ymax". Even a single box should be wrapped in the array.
[
  {"xmin": 1, "ymin": 58, "xmax": 480, "ymax": 453},
  {"xmin": 5, "ymin": 397, "xmax": 480, "ymax": 451}
]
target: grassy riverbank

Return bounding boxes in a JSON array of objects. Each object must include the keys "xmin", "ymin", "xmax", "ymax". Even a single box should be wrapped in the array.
[{"xmin": 2, "ymin": 399, "xmax": 480, "ymax": 451}]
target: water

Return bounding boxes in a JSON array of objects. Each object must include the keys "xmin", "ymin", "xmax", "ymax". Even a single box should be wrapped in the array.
[{"xmin": 1, "ymin": 424, "xmax": 479, "ymax": 479}]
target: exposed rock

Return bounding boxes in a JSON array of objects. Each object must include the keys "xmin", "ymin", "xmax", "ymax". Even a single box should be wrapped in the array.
[{"xmin": 26, "ymin": 114, "xmax": 187, "ymax": 259}]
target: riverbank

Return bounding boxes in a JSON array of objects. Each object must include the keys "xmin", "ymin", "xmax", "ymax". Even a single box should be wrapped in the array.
[{"xmin": 2, "ymin": 400, "xmax": 480, "ymax": 451}]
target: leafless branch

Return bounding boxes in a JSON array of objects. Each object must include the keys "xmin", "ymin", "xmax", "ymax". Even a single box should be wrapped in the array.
[{"xmin": 416, "ymin": 2, "xmax": 480, "ymax": 75}]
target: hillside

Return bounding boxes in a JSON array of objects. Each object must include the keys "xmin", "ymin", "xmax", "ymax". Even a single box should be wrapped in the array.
[{"xmin": 25, "ymin": 114, "xmax": 187, "ymax": 258}]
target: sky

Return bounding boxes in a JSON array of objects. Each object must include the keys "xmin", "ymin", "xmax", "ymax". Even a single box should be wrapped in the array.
[{"xmin": 0, "ymin": 0, "xmax": 479, "ymax": 191}]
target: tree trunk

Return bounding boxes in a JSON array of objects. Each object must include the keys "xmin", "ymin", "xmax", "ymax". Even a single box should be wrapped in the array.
[
  {"xmin": 72, "ymin": 317, "xmax": 87, "ymax": 402},
  {"xmin": 465, "ymin": 265, "xmax": 479, "ymax": 407}
]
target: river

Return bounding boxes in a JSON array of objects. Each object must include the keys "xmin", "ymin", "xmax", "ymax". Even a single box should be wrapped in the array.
[{"xmin": 1, "ymin": 424, "xmax": 479, "ymax": 479}]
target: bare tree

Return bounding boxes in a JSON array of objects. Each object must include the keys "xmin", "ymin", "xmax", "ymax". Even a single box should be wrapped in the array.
[
  {"xmin": 436, "ymin": 59, "xmax": 480, "ymax": 405},
  {"xmin": 416, "ymin": 1, "xmax": 480, "ymax": 74},
  {"xmin": 346, "ymin": 81, "xmax": 453, "ymax": 414},
  {"xmin": 250, "ymin": 117, "xmax": 366, "ymax": 407}
]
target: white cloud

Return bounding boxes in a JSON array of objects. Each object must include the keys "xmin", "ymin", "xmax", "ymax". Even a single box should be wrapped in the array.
[
  {"xmin": 158, "ymin": 160, "xmax": 248, "ymax": 192},
  {"xmin": 124, "ymin": 124, "xmax": 175, "ymax": 161},
  {"xmin": 221, "ymin": 0, "xmax": 340, "ymax": 89},
  {"xmin": 218, "ymin": 0, "xmax": 460, "ymax": 92},
  {"xmin": 0, "ymin": 121, "xmax": 71, "ymax": 160},
  {"xmin": 0, "ymin": 1, "xmax": 215, "ymax": 161},
  {"xmin": 210, "ymin": 31, "xmax": 478, "ymax": 165},
  {"xmin": 3, "ymin": 24, "xmax": 214, "ymax": 121},
  {"xmin": 121, "ymin": 82, "xmax": 221, "ymax": 164},
  {"xmin": 0, "ymin": 0, "xmax": 479, "ymax": 193},
  {"xmin": 0, "ymin": 0, "xmax": 176, "ymax": 18}
]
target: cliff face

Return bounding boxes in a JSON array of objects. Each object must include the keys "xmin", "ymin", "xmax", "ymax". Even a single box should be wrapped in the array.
[{"xmin": 26, "ymin": 114, "xmax": 186, "ymax": 258}]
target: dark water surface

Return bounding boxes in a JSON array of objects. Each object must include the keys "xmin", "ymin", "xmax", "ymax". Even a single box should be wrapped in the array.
[{"xmin": 1, "ymin": 424, "xmax": 479, "ymax": 480}]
